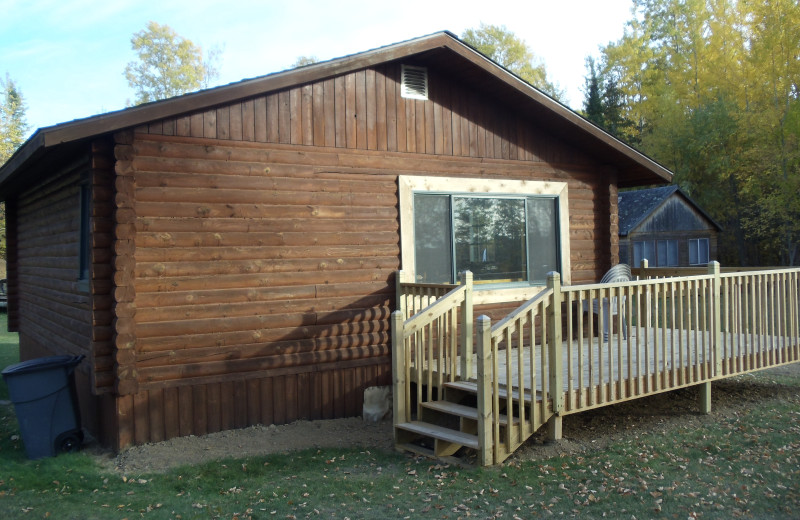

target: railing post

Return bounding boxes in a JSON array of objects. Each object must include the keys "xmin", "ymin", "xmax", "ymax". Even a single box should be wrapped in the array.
[
  {"xmin": 460, "ymin": 271, "xmax": 473, "ymax": 381},
  {"xmin": 546, "ymin": 272, "xmax": 563, "ymax": 440},
  {"xmin": 396, "ymin": 270, "xmax": 409, "ymax": 320},
  {"xmin": 709, "ymin": 261, "xmax": 722, "ymax": 377},
  {"xmin": 476, "ymin": 315, "xmax": 494, "ymax": 466},
  {"xmin": 391, "ymin": 310, "xmax": 407, "ymax": 439}
]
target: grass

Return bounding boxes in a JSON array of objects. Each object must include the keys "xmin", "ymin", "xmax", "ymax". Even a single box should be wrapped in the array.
[{"xmin": 1, "ymin": 318, "xmax": 799, "ymax": 518}]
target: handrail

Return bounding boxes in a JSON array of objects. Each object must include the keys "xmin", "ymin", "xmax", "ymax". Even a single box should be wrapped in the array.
[
  {"xmin": 403, "ymin": 284, "xmax": 467, "ymax": 338},
  {"xmin": 392, "ymin": 271, "xmax": 474, "ymax": 444},
  {"xmin": 490, "ymin": 287, "xmax": 553, "ymax": 340}
]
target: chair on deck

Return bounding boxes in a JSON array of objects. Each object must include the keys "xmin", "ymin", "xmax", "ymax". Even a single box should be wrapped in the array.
[{"xmin": 584, "ymin": 264, "xmax": 631, "ymax": 342}]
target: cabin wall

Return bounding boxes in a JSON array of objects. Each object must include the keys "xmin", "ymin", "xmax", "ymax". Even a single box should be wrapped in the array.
[
  {"xmin": 15, "ymin": 158, "xmax": 91, "ymax": 361},
  {"xmin": 105, "ymin": 62, "xmax": 616, "ymax": 449},
  {"xmin": 6, "ymin": 141, "xmax": 117, "ymax": 445}
]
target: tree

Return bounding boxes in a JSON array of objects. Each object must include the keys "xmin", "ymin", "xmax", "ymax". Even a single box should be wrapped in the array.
[
  {"xmin": 0, "ymin": 73, "xmax": 28, "ymax": 262},
  {"xmin": 292, "ymin": 56, "xmax": 319, "ymax": 68},
  {"xmin": 124, "ymin": 21, "xmax": 221, "ymax": 105},
  {"xmin": 582, "ymin": 57, "xmax": 605, "ymax": 126},
  {"xmin": 0, "ymin": 73, "xmax": 28, "ymax": 163},
  {"xmin": 599, "ymin": 0, "xmax": 800, "ymax": 266},
  {"xmin": 461, "ymin": 23, "xmax": 565, "ymax": 101}
]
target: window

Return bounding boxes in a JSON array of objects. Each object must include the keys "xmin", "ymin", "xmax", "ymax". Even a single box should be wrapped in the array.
[
  {"xmin": 79, "ymin": 181, "xmax": 91, "ymax": 281},
  {"xmin": 632, "ymin": 239, "xmax": 678, "ymax": 268},
  {"xmin": 400, "ymin": 176, "xmax": 570, "ymax": 303},
  {"xmin": 689, "ymin": 238, "xmax": 709, "ymax": 265}
]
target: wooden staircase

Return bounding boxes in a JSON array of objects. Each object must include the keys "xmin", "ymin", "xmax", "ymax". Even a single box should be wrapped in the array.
[{"xmin": 394, "ymin": 380, "xmax": 528, "ymax": 461}]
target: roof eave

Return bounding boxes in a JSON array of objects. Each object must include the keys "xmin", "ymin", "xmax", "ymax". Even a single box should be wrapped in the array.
[{"xmin": 0, "ymin": 31, "xmax": 673, "ymax": 190}]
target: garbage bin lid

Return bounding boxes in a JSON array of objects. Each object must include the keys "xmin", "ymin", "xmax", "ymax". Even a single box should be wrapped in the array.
[{"xmin": 1, "ymin": 355, "xmax": 85, "ymax": 376}]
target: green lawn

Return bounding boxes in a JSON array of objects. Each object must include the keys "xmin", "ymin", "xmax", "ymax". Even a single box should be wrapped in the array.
[{"xmin": 1, "ymin": 317, "xmax": 799, "ymax": 519}]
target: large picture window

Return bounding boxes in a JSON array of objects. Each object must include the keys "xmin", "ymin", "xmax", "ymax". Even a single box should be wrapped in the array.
[
  {"xmin": 400, "ymin": 176, "xmax": 570, "ymax": 303},
  {"xmin": 415, "ymin": 194, "xmax": 559, "ymax": 284}
]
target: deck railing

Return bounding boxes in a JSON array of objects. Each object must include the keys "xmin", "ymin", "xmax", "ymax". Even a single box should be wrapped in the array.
[
  {"xmin": 393, "ymin": 263, "xmax": 800, "ymax": 465},
  {"xmin": 475, "ymin": 273, "xmax": 560, "ymax": 465},
  {"xmin": 392, "ymin": 272, "xmax": 473, "ymax": 428}
]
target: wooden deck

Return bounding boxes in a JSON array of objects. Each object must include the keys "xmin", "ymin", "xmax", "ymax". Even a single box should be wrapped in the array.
[
  {"xmin": 393, "ymin": 264, "xmax": 800, "ymax": 465},
  {"xmin": 468, "ymin": 326, "xmax": 796, "ymax": 413}
]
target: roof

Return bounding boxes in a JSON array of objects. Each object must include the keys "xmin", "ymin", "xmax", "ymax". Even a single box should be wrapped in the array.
[
  {"xmin": 618, "ymin": 185, "xmax": 721, "ymax": 236},
  {"xmin": 0, "ymin": 31, "xmax": 673, "ymax": 198}
]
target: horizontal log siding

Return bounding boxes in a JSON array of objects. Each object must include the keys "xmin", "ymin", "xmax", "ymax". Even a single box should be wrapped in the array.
[
  {"xmin": 91, "ymin": 139, "xmax": 117, "ymax": 392},
  {"xmin": 119, "ymin": 133, "xmax": 607, "ymax": 447},
  {"xmin": 16, "ymin": 159, "xmax": 91, "ymax": 362},
  {"xmin": 130, "ymin": 137, "xmax": 398, "ymax": 390}
]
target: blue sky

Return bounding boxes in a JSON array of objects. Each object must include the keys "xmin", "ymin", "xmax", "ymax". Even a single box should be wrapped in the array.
[{"xmin": 1, "ymin": 0, "xmax": 635, "ymax": 134}]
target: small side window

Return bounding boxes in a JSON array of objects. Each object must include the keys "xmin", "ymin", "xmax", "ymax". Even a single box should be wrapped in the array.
[
  {"xmin": 79, "ymin": 181, "xmax": 91, "ymax": 281},
  {"xmin": 689, "ymin": 238, "xmax": 710, "ymax": 265}
]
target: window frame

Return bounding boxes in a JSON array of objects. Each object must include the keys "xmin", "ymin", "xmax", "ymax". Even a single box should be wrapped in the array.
[
  {"xmin": 78, "ymin": 177, "xmax": 91, "ymax": 286},
  {"xmin": 399, "ymin": 176, "xmax": 571, "ymax": 304}
]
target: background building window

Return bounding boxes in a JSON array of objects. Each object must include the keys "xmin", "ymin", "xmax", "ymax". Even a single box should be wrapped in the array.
[
  {"xmin": 633, "ymin": 239, "xmax": 678, "ymax": 267},
  {"xmin": 689, "ymin": 238, "xmax": 710, "ymax": 265},
  {"xmin": 79, "ymin": 181, "xmax": 91, "ymax": 281}
]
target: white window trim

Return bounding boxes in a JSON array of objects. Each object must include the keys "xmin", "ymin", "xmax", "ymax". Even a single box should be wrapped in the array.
[{"xmin": 399, "ymin": 175, "xmax": 571, "ymax": 305}]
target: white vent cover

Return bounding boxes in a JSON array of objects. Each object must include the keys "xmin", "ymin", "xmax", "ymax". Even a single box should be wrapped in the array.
[{"xmin": 401, "ymin": 65, "xmax": 428, "ymax": 100}]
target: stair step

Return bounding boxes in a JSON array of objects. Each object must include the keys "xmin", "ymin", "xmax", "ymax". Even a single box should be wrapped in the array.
[
  {"xmin": 396, "ymin": 421, "xmax": 480, "ymax": 450},
  {"xmin": 444, "ymin": 380, "xmax": 536, "ymax": 403},
  {"xmin": 421, "ymin": 400, "xmax": 519, "ymax": 426}
]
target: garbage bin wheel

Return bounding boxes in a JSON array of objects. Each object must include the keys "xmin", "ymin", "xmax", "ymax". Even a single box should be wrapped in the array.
[{"xmin": 54, "ymin": 431, "xmax": 83, "ymax": 454}]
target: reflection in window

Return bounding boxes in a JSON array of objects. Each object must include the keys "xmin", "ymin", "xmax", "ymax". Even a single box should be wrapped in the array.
[{"xmin": 414, "ymin": 193, "xmax": 559, "ymax": 285}]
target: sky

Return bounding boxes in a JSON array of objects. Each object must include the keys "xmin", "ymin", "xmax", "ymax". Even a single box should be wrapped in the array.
[{"xmin": 1, "ymin": 0, "xmax": 636, "ymax": 134}]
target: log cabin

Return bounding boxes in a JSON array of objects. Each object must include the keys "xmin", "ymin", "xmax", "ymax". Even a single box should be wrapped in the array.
[
  {"xmin": 0, "ymin": 31, "xmax": 672, "ymax": 451},
  {"xmin": 618, "ymin": 185, "xmax": 721, "ymax": 268}
]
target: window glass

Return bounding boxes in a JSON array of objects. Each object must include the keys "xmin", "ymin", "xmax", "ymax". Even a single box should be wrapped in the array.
[
  {"xmin": 633, "ymin": 241, "xmax": 643, "ymax": 268},
  {"xmin": 644, "ymin": 241, "xmax": 656, "ymax": 265},
  {"xmin": 667, "ymin": 240, "xmax": 679, "ymax": 266},
  {"xmin": 689, "ymin": 238, "xmax": 710, "ymax": 265},
  {"xmin": 453, "ymin": 197, "xmax": 527, "ymax": 284},
  {"xmin": 527, "ymin": 197, "xmax": 559, "ymax": 283},
  {"xmin": 413, "ymin": 193, "xmax": 559, "ymax": 285},
  {"xmin": 698, "ymin": 238, "xmax": 709, "ymax": 264},
  {"xmin": 414, "ymin": 194, "xmax": 452, "ymax": 283},
  {"xmin": 657, "ymin": 239, "xmax": 678, "ymax": 267},
  {"xmin": 79, "ymin": 182, "xmax": 91, "ymax": 280},
  {"xmin": 657, "ymin": 241, "xmax": 667, "ymax": 267}
]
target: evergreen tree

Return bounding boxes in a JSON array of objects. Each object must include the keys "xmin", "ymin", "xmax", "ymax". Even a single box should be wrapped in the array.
[
  {"xmin": 0, "ymin": 73, "xmax": 28, "ymax": 262},
  {"xmin": 582, "ymin": 57, "xmax": 605, "ymax": 126},
  {"xmin": 0, "ymin": 73, "xmax": 28, "ymax": 163}
]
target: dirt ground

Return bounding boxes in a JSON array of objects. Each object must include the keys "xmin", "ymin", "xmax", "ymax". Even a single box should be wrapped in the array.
[{"xmin": 102, "ymin": 364, "xmax": 800, "ymax": 475}]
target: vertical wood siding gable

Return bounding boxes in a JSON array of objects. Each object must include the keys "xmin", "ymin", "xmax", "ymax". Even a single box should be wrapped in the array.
[{"xmin": 139, "ymin": 64, "xmax": 589, "ymax": 166}]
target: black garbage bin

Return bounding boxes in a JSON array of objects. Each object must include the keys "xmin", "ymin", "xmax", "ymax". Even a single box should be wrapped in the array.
[{"xmin": 2, "ymin": 355, "xmax": 85, "ymax": 459}]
